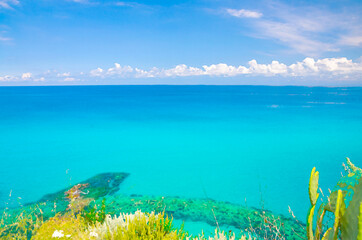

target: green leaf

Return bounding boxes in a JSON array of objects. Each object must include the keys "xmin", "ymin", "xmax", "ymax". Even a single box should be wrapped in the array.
[{"xmin": 309, "ymin": 167, "xmax": 320, "ymax": 206}]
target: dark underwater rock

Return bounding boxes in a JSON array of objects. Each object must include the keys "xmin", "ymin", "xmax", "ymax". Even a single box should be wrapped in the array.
[
  {"xmin": 16, "ymin": 172, "xmax": 129, "ymax": 218},
  {"xmin": 36, "ymin": 172, "xmax": 129, "ymax": 203},
  {"xmin": 102, "ymin": 195, "xmax": 305, "ymax": 240}
]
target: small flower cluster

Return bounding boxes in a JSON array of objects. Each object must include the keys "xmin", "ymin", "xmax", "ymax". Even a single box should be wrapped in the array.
[
  {"xmin": 86, "ymin": 210, "xmax": 159, "ymax": 238},
  {"xmin": 52, "ymin": 230, "xmax": 71, "ymax": 238}
]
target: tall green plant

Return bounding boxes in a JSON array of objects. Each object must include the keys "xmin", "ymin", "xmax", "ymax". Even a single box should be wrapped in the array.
[{"xmin": 307, "ymin": 158, "xmax": 362, "ymax": 240}]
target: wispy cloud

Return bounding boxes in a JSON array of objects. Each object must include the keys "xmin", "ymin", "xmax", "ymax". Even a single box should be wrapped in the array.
[
  {"xmin": 67, "ymin": 0, "xmax": 89, "ymax": 3},
  {"xmin": 0, "ymin": 36, "xmax": 12, "ymax": 41},
  {"xmin": 0, "ymin": 25, "xmax": 12, "ymax": 42},
  {"xmin": 339, "ymin": 35, "xmax": 362, "ymax": 47},
  {"xmin": 0, "ymin": 0, "xmax": 19, "ymax": 9},
  {"xmin": 226, "ymin": 8, "xmax": 262, "ymax": 18},
  {"xmin": 225, "ymin": 2, "xmax": 362, "ymax": 56},
  {"xmin": 254, "ymin": 19, "xmax": 339, "ymax": 56},
  {"xmin": 66, "ymin": 0, "xmax": 147, "ymax": 9},
  {"xmin": 114, "ymin": 1, "xmax": 146, "ymax": 8}
]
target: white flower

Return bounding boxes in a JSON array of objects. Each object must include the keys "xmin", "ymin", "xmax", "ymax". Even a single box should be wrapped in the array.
[
  {"xmin": 66, "ymin": 235, "xmax": 71, "ymax": 238},
  {"xmin": 90, "ymin": 231, "xmax": 99, "ymax": 237},
  {"xmin": 52, "ymin": 230, "xmax": 64, "ymax": 238}
]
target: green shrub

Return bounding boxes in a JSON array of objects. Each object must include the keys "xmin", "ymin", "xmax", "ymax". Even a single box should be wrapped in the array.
[{"xmin": 81, "ymin": 199, "xmax": 106, "ymax": 226}]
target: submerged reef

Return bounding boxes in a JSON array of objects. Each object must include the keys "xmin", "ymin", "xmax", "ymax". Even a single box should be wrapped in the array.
[{"xmin": 102, "ymin": 195, "xmax": 304, "ymax": 239}]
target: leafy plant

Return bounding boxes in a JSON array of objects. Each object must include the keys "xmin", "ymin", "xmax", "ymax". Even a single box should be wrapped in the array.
[{"xmin": 81, "ymin": 198, "xmax": 107, "ymax": 225}]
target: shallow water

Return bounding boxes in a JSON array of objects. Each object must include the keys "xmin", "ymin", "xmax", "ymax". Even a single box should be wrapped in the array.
[{"xmin": 0, "ymin": 85, "xmax": 361, "ymax": 225}]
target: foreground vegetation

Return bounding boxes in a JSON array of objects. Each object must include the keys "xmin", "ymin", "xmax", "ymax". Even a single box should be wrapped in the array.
[
  {"xmin": 0, "ymin": 158, "xmax": 361, "ymax": 239},
  {"xmin": 307, "ymin": 158, "xmax": 362, "ymax": 240}
]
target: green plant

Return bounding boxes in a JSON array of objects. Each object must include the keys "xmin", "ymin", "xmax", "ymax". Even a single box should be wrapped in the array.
[
  {"xmin": 307, "ymin": 157, "xmax": 362, "ymax": 240},
  {"xmin": 81, "ymin": 198, "xmax": 107, "ymax": 225}
]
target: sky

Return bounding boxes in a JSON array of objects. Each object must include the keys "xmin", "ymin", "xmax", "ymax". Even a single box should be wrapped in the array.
[{"xmin": 0, "ymin": 0, "xmax": 362, "ymax": 86}]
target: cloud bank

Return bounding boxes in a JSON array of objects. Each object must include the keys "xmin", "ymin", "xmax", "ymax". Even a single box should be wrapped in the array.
[
  {"xmin": 89, "ymin": 57, "xmax": 362, "ymax": 79},
  {"xmin": 1, "ymin": 57, "xmax": 361, "ymax": 84}
]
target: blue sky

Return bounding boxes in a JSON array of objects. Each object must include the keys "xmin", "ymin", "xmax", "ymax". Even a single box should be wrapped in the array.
[{"xmin": 0, "ymin": 0, "xmax": 362, "ymax": 85}]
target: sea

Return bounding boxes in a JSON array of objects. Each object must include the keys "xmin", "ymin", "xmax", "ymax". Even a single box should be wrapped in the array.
[{"xmin": 0, "ymin": 85, "xmax": 361, "ymax": 233}]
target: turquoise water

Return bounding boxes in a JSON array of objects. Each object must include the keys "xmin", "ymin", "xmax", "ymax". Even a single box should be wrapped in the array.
[{"xmin": 0, "ymin": 85, "xmax": 361, "ymax": 225}]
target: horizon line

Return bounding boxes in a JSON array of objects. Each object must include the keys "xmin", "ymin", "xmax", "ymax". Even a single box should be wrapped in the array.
[{"xmin": 0, "ymin": 84, "xmax": 361, "ymax": 88}]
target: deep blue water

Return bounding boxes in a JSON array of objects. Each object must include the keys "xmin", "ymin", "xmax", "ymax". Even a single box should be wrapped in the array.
[{"xmin": 0, "ymin": 85, "xmax": 361, "ymax": 225}]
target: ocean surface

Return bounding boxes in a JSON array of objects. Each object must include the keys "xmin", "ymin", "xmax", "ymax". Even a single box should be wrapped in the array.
[{"xmin": 0, "ymin": 85, "xmax": 361, "ymax": 232}]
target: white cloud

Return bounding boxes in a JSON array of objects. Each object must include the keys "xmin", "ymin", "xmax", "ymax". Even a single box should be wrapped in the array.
[
  {"xmin": 90, "ymin": 68, "xmax": 103, "ymax": 77},
  {"xmin": 64, "ymin": 77, "xmax": 76, "ymax": 81},
  {"xmin": 163, "ymin": 64, "xmax": 204, "ymax": 77},
  {"xmin": 226, "ymin": 9, "xmax": 262, "ymax": 18},
  {"xmin": 248, "ymin": 60, "xmax": 288, "ymax": 75},
  {"xmin": 315, "ymin": 57, "xmax": 362, "ymax": 73},
  {"xmin": 0, "ymin": 0, "xmax": 19, "ymax": 9},
  {"xmin": 57, "ymin": 72, "xmax": 71, "ymax": 77},
  {"xmin": 289, "ymin": 58, "xmax": 318, "ymax": 76},
  {"xmin": 203, "ymin": 63, "xmax": 249, "ymax": 76},
  {"xmin": 0, "ymin": 75, "xmax": 17, "ymax": 82},
  {"xmin": 107, "ymin": 63, "xmax": 133, "ymax": 76},
  {"xmin": 34, "ymin": 77, "xmax": 45, "ymax": 82},
  {"xmin": 21, "ymin": 72, "xmax": 32, "ymax": 80}
]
